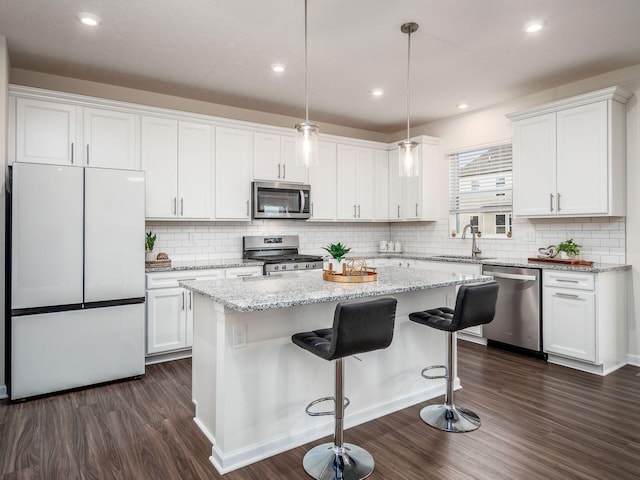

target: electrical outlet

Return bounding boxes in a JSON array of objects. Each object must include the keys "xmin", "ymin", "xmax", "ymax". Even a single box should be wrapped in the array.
[{"xmin": 233, "ymin": 323, "xmax": 247, "ymax": 348}]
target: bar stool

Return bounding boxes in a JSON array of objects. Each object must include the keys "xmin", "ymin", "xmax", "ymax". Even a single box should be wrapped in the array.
[
  {"xmin": 409, "ymin": 281, "xmax": 498, "ymax": 433},
  {"xmin": 292, "ymin": 297, "xmax": 397, "ymax": 480}
]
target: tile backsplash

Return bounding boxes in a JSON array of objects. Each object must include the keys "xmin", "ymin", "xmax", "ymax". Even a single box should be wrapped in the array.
[{"xmin": 147, "ymin": 216, "xmax": 626, "ymax": 264}]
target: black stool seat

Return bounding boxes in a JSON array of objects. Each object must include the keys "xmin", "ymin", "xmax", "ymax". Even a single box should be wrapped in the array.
[
  {"xmin": 409, "ymin": 281, "xmax": 498, "ymax": 433},
  {"xmin": 292, "ymin": 297, "xmax": 397, "ymax": 480}
]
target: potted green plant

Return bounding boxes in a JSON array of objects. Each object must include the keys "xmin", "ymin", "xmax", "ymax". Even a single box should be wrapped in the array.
[
  {"xmin": 322, "ymin": 242, "xmax": 351, "ymax": 274},
  {"xmin": 146, "ymin": 231, "xmax": 157, "ymax": 261},
  {"xmin": 476, "ymin": 230, "xmax": 482, "ymax": 238},
  {"xmin": 506, "ymin": 229, "xmax": 512, "ymax": 238},
  {"xmin": 556, "ymin": 238, "xmax": 581, "ymax": 259}
]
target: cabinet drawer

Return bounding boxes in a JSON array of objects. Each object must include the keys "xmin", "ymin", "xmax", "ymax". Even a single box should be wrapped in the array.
[
  {"xmin": 146, "ymin": 269, "xmax": 225, "ymax": 289},
  {"xmin": 226, "ymin": 266, "xmax": 263, "ymax": 278},
  {"xmin": 543, "ymin": 271, "xmax": 595, "ymax": 291}
]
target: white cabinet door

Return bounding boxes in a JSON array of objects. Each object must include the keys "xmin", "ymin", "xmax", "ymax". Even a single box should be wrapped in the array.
[
  {"xmin": 308, "ymin": 141, "xmax": 337, "ymax": 220},
  {"xmin": 388, "ymin": 149, "xmax": 402, "ymax": 220},
  {"xmin": 146, "ymin": 287, "xmax": 188, "ymax": 354},
  {"xmin": 336, "ymin": 145, "xmax": 357, "ymax": 220},
  {"xmin": 253, "ymin": 132, "xmax": 281, "ymax": 181},
  {"xmin": 556, "ymin": 101, "xmax": 608, "ymax": 215},
  {"xmin": 373, "ymin": 149, "xmax": 389, "ymax": 221},
  {"xmin": 281, "ymin": 136, "xmax": 308, "ymax": 183},
  {"xmin": 141, "ymin": 116, "xmax": 179, "ymax": 218},
  {"xmin": 15, "ymin": 98, "xmax": 79, "ymax": 165},
  {"xmin": 83, "ymin": 107, "xmax": 139, "ymax": 169},
  {"xmin": 178, "ymin": 121, "xmax": 214, "ymax": 219},
  {"xmin": 512, "ymin": 113, "xmax": 557, "ymax": 216},
  {"xmin": 215, "ymin": 127, "xmax": 253, "ymax": 220},
  {"xmin": 543, "ymin": 287, "xmax": 596, "ymax": 362},
  {"xmin": 355, "ymin": 147, "xmax": 375, "ymax": 220}
]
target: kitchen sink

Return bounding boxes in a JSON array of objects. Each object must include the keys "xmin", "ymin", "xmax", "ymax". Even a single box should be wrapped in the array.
[{"xmin": 431, "ymin": 255, "xmax": 495, "ymax": 261}]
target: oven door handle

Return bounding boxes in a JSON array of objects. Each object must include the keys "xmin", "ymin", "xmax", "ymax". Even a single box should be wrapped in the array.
[
  {"xmin": 300, "ymin": 189, "xmax": 306, "ymax": 214},
  {"xmin": 483, "ymin": 271, "xmax": 537, "ymax": 282}
]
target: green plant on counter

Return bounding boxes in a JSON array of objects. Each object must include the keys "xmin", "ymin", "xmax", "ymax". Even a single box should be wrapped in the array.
[
  {"xmin": 322, "ymin": 242, "xmax": 351, "ymax": 262},
  {"xmin": 146, "ymin": 231, "xmax": 157, "ymax": 252},
  {"xmin": 557, "ymin": 238, "xmax": 581, "ymax": 256}
]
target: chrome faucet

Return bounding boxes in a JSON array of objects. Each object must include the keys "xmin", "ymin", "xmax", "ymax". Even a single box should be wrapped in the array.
[{"xmin": 462, "ymin": 224, "xmax": 482, "ymax": 258}]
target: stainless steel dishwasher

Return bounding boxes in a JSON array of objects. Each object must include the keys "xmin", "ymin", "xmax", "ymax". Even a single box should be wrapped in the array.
[{"xmin": 481, "ymin": 265, "xmax": 544, "ymax": 357}]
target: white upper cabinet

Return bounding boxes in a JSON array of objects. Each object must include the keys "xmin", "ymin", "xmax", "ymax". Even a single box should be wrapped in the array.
[
  {"xmin": 388, "ymin": 136, "xmax": 440, "ymax": 221},
  {"xmin": 336, "ymin": 145, "xmax": 376, "ymax": 220},
  {"xmin": 253, "ymin": 132, "xmax": 307, "ymax": 183},
  {"xmin": 141, "ymin": 117, "xmax": 213, "ymax": 219},
  {"xmin": 15, "ymin": 97, "xmax": 80, "ymax": 165},
  {"xmin": 308, "ymin": 141, "xmax": 337, "ymax": 221},
  {"xmin": 373, "ymin": 149, "xmax": 389, "ymax": 221},
  {"xmin": 508, "ymin": 87, "xmax": 631, "ymax": 218},
  {"xmin": 215, "ymin": 126, "xmax": 253, "ymax": 220},
  {"xmin": 83, "ymin": 107, "xmax": 139, "ymax": 169}
]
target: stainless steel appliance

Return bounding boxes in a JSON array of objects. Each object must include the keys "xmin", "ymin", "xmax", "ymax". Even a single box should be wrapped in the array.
[
  {"xmin": 481, "ymin": 264, "xmax": 544, "ymax": 357},
  {"xmin": 252, "ymin": 181, "xmax": 311, "ymax": 219},
  {"xmin": 243, "ymin": 235, "xmax": 323, "ymax": 275}
]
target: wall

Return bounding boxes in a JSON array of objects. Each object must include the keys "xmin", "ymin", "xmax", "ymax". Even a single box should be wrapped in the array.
[{"xmin": 0, "ymin": 36, "xmax": 9, "ymax": 398}]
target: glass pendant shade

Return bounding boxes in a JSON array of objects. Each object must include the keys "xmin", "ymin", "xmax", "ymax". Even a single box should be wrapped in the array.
[
  {"xmin": 295, "ymin": 121, "xmax": 319, "ymax": 168},
  {"xmin": 398, "ymin": 140, "xmax": 419, "ymax": 177}
]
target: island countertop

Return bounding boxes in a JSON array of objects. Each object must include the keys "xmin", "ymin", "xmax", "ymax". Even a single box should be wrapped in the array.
[{"xmin": 180, "ymin": 266, "xmax": 492, "ymax": 312}]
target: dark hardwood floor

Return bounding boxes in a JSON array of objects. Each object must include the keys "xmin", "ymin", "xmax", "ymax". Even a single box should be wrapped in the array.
[{"xmin": 1, "ymin": 342, "xmax": 639, "ymax": 479}]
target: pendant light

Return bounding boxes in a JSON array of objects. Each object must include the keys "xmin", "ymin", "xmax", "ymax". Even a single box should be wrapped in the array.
[
  {"xmin": 295, "ymin": 0, "xmax": 319, "ymax": 168},
  {"xmin": 399, "ymin": 22, "xmax": 419, "ymax": 177}
]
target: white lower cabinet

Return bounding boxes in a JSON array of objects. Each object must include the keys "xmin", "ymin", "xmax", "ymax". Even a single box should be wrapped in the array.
[
  {"xmin": 145, "ymin": 266, "xmax": 262, "ymax": 360},
  {"xmin": 542, "ymin": 269, "xmax": 627, "ymax": 375}
]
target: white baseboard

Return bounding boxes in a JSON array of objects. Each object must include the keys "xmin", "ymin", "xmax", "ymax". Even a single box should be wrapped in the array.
[
  {"xmin": 0, "ymin": 384, "xmax": 7, "ymax": 399},
  {"xmin": 627, "ymin": 353, "xmax": 640, "ymax": 367},
  {"xmin": 204, "ymin": 381, "xmax": 456, "ymax": 475}
]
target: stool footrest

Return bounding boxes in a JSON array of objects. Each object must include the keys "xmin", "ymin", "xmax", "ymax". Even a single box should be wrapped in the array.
[
  {"xmin": 305, "ymin": 396, "xmax": 351, "ymax": 417},
  {"xmin": 421, "ymin": 365, "xmax": 447, "ymax": 380}
]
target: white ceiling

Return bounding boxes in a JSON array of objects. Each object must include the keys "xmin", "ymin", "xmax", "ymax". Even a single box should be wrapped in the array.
[{"xmin": 1, "ymin": 0, "xmax": 640, "ymax": 133}]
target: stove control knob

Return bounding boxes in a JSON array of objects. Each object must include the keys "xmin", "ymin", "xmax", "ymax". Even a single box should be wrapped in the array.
[
  {"xmin": 294, "ymin": 264, "xmax": 299, "ymax": 269},
  {"xmin": 282, "ymin": 265, "xmax": 287, "ymax": 270},
  {"xmin": 274, "ymin": 265, "xmax": 279, "ymax": 270},
  {"xmin": 305, "ymin": 263, "xmax": 310, "ymax": 269}
]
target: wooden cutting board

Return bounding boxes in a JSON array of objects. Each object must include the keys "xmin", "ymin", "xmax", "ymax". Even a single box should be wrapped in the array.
[{"xmin": 527, "ymin": 257, "xmax": 593, "ymax": 266}]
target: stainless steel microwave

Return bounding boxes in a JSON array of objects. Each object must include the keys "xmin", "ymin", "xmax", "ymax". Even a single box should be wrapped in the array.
[{"xmin": 252, "ymin": 181, "xmax": 311, "ymax": 219}]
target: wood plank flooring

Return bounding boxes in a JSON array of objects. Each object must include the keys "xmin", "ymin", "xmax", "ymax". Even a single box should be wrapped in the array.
[{"xmin": 1, "ymin": 342, "xmax": 639, "ymax": 479}]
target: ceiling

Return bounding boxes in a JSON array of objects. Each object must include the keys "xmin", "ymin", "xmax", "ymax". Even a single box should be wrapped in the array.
[{"xmin": 1, "ymin": 0, "xmax": 640, "ymax": 134}]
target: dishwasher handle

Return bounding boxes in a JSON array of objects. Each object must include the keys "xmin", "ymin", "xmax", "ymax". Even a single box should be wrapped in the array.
[{"xmin": 483, "ymin": 271, "xmax": 538, "ymax": 281}]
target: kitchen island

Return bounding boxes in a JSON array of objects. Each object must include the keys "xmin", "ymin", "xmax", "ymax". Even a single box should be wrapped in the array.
[{"xmin": 181, "ymin": 266, "xmax": 492, "ymax": 474}]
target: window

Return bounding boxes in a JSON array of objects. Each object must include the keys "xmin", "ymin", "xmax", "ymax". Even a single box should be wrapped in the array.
[{"xmin": 449, "ymin": 142, "xmax": 512, "ymax": 237}]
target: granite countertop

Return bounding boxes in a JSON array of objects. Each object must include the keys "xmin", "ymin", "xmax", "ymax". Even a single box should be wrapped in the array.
[
  {"xmin": 355, "ymin": 252, "xmax": 630, "ymax": 274},
  {"xmin": 145, "ymin": 258, "xmax": 263, "ymax": 273},
  {"xmin": 180, "ymin": 266, "xmax": 492, "ymax": 312}
]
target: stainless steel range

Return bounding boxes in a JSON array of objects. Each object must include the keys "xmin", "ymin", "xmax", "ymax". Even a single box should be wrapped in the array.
[{"xmin": 243, "ymin": 235, "xmax": 323, "ymax": 275}]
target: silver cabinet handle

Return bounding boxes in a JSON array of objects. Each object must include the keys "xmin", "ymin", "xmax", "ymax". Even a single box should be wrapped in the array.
[
  {"xmin": 415, "ymin": 203, "xmax": 419, "ymax": 216},
  {"xmin": 556, "ymin": 278, "xmax": 579, "ymax": 283},
  {"xmin": 277, "ymin": 163, "xmax": 281, "ymax": 179},
  {"xmin": 86, "ymin": 144, "xmax": 90, "ymax": 165},
  {"xmin": 283, "ymin": 164, "xmax": 286, "ymax": 179},
  {"xmin": 397, "ymin": 205, "xmax": 401, "ymax": 218},
  {"xmin": 235, "ymin": 273, "xmax": 254, "ymax": 277},
  {"xmin": 550, "ymin": 193, "xmax": 554, "ymax": 212},
  {"xmin": 173, "ymin": 197, "xmax": 177, "ymax": 215},
  {"xmin": 71, "ymin": 143, "xmax": 74, "ymax": 164},
  {"xmin": 188, "ymin": 292, "xmax": 192, "ymax": 310},
  {"xmin": 357, "ymin": 204, "xmax": 361, "ymax": 218},
  {"xmin": 246, "ymin": 199, "xmax": 250, "ymax": 217},
  {"xmin": 557, "ymin": 193, "xmax": 561, "ymax": 211},
  {"xmin": 555, "ymin": 292, "xmax": 581, "ymax": 299},
  {"xmin": 311, "ymin": 202, "xmax": 314, "ymax": 217},
  {"xmin": 180, "ymin": 198, "xmax": 184, "ymax": 216},
  {"xmin": 299, "ymin": 189, "xmax": 305, "ymax": 214},
  {"xmin": 181, "ymin": 291, "xmax": 185, "ymax": 310},
  {"xmin": 353, "ymin": 205, "xmax": 357, "ymax": 218},
  {"xmin": 484, "ymin": 271, "xmax": 537, "ymax": 281}
]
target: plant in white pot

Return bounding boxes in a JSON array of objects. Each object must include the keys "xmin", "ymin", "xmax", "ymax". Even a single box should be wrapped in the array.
[
  {"xmin": 145, "ymin": 231, "xmax": 157, "ymax": 261},
  {"xmin": 322, "ymin": 242, "xmax": 351, "ymax": 274},
  {"xmin": 556, "ymin": 238, "xmax": 581, "ymax": 259}
]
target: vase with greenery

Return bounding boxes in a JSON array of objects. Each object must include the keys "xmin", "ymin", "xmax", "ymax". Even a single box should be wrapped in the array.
[
  {"xmin": 146, "ymin": 231, "xmax": 157, "ymax": 261},
  {"xmin": 322, "ymin": 242, "xmax": 351, "ymax": 273},
  {"xmin": 556, "ymin": 238, "xmax": 581, "ymax": 259}
]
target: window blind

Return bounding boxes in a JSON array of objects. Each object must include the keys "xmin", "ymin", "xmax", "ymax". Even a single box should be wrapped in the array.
[{"xmin": 449, "ymin": 143, "xmax": 512, "ymax": 214}]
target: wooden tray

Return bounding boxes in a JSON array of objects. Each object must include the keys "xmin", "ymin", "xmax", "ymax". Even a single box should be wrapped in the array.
[
  {"xmin": 323, "ymin": 270, "xmax": 378, "ymax": 283},
  {"xmin": 527, "ymin": 257, "xmax": 593, "ymax": 266},
  {"xmin": 145, "ymin": 259, "xmax": 172, "ymax": 267}
]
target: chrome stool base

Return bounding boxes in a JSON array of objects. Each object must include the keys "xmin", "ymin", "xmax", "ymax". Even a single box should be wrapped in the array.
[
  {"xmin": 419, "ymin": 404, "xmax": 481, "ymax": 433},
  {"xmin": 302, "ymin": 443, "xmax": 374, "ymax": 480}
]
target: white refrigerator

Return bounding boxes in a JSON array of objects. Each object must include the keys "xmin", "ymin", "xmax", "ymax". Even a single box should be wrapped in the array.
[{"xmin": 9, "ymin": 162, "xmax": 146, "ymax": 400}]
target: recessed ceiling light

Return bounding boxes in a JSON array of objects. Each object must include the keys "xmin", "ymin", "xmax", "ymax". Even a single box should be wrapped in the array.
[
  {"xmin": 372, "ymin": 89, "xmax": 384, "ymax": 97},
  {"xmin": 271, "ymin": 63, "xmax": 286, "ymax": 73},
  {"xmin": 524, "ymin": 20, "xmax": 545, "ymax": 33},
  {"xmin": 457, "ymin": 103, "xmax": 469, "ymax": 110},
  {"xmin": 77, "ymin": 12, "xmax": 101, "ymax": 27}
]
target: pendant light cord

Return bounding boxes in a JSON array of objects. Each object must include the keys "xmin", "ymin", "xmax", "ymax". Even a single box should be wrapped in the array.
[
  {"xmin": 304, "ymin": 0, "xmax": 309, "ymax": 124},
  {"xmin": 406, "ymin": 27, "xmax": 412, "ymax": 142}
]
